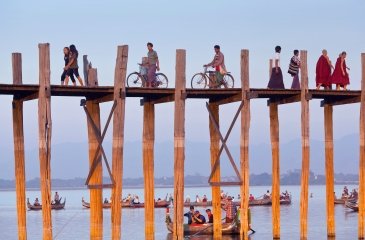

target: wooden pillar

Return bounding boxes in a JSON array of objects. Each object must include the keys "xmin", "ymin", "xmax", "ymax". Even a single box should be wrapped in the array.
[
  {"xmin": 143, "ymin": 101, "xmax": 155, "ymax": 239},
  {"xmin": 359, "ymin": 53, "xmax": 365, "ymax": 239},
  {"xmin": 111, "ymin": 45, "xmax": 128, "ymax": 240},
  {"xmin": 324, "ymin": 104, "xmax": 335, "ymax": 237},
  {"xmin": 208, "ymin": 102, "xmax": 222, "ymax": 237},
  {"xmin": 173, "ymin": 49, "xmax": 186, "ymax": 239},
  {"xmin": 86, "ymin": 68, "xmax": 103, "ymax": 239},
  {"xmin": 299, "ymin": 50, "xmax": 310, "ymax": 240},
  {"xmin": 239, "ymin": 49, "xmax": 250, "ymax": 238},
  {"xmin": 12, "ymin": 53, "xmax": 27, "ymax": 240},
  {"xmin": 270, "ymin": 103, "xmax": 280, "ymax": 239},
  {"xmin": 83, "ymin": 55, "xmax": 90, "ymax": 86},
  {"xmin": 38, "ymin": 43, "xmax": 52, "ymax": 240}
]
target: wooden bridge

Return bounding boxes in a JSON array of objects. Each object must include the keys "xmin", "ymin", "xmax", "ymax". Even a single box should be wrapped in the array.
[{"xmin": 4, "ymin": 43, "xmax": 365, "ymax": 239}]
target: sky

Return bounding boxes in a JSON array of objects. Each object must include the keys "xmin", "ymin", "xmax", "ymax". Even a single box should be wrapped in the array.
[{"xmin": 0, "ymin": 1, "xmax": 364, "ymax": 175}]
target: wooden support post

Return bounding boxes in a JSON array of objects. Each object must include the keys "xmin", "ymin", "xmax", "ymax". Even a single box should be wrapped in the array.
[
  {"xmin": 324, "ymin": 104, "xmax": 335, "ymax": 237},
  {"xmin": 111, "ymin": 46, "xmax": 128, "ymax": 240},
  {"xmin": 359, "ymin": 53, "xmax": 365, "ymax": 239},
  {"xmin": 173, "ymin": 49, "xmax": 186, "ymax": 239},
  {"xmin": 143, "ymin": 100, "xmax": 155, "ymax": 239},
  {"xmin": 38, "ymin": 43, "xmax": 52, "ymax": 240},
  {"xmin": 270, "ymin": 103, "xmax": 280, "ymax": 239},
  {"xmin": 86, "ymin": 68, "xmax": 103, "ymax": 239},
  {"xmin": 12, "ymin": 53, "xmax": 27, "ymax": 240},
  {"xmin": 208, "ymin": 102, "xmax": 222, "ymax": 237},
  {"xmin": 240, "ymin": 49, "xmax": 250, "ymax": 238},
  {"xmin": 299, "ymin": 50, "xmax": 310, "ymax": 240},
  {"xmin": 83, "ymin": 55, "xmax": 90, "ymax": 86}
]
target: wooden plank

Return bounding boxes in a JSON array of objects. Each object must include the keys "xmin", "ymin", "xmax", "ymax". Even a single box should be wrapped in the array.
[
  {"xmin": 38, "ymin": 43, "xmax": 52, "ymax": 240},
  {"xmin": 240, "ymin": 49, "xmax": 250, "ymax": 238},
  {"xmin": 12, "ymin": 53, "xmax": 27, "ymax": 240},
  {"xmin": 324, "ymin": 104, "xmax": 335, "ymax": 237},
  {"xmin": 86, "ymin": 68, "xmax": 103, "ymax": 239},
  {"xmin": 173, "ymin": 49, "xmax": 186, "ymax": 239},
  {"xmin": 270, "ymin": 103, "xmax": 280, "ymax": 238},
  {"xmin": 299, "ymin": 50, "xmax": 310, "ymax": 240},
  {"xmin": 208, "ymin": 102, "xmax": 222, "ymax": 236},
  {"xmin": 359, "ymin": 53, "xmax": 365, "ymax": 239},
  {"xmin": 321, "ymin": 96, "xmax": 361, "ymax": 107},
  {"xmin": 143, "ymin": 100, "xmax": 155, "ymax": 239},
  {"xmin": 210, "ymin": 94, "xmax": 241, "ymax": 105},
  {"xmin": 268, "ymin": 95, "xmax": 301, "ymax": 105},
  {"xmin": 111, "ymin": 45, "xmax": 128, "ymax": 240}
]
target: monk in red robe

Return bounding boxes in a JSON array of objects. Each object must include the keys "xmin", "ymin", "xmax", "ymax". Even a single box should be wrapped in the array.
[
  {"xmin": 316, "ymin": 50, "xmax": 333, "ymax": 89},
  {"xmin": 331, "ymin": 51, "xmax": 350, "ymax": 90}
]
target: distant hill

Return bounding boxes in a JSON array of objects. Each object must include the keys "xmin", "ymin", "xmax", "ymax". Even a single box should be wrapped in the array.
[{"xmin": 0, "ymin": 134, "xmax": 360, "ymax": 180}]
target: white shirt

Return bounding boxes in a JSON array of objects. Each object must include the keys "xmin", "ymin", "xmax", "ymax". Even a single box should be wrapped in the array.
[{"xmin": 272, "ymin": 53, "xmax": 281, "ymax": 68}]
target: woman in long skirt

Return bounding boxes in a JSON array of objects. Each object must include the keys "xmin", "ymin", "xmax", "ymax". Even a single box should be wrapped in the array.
[
  {"xmin": 288, "ymin": 49, "xmax": 301, "ymax": 89},
  {"xmin": 267, "ymin": 46, "xmax": 285, "ymax": 89}
]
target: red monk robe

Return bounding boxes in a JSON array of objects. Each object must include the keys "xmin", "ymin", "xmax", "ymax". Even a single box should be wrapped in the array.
[
  {"xmin": 331, "ymin": 57, "xmax": 349, "ymax": 86},
  {"xmin": 316, "ymin": 55, "xmax": 331, "ymax": 88}
]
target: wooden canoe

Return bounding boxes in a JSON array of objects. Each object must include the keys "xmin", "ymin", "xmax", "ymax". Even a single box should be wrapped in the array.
[
  {"xmin": 248, "ymin": 198, "xmax": 272, "ymax": 206},
  {"xmin": 345, "ymin": 201, "xmax": 359, "ymax": 212},
  {"xmin": 334, "ymin": 196, "xmax": 357, "ymax": 204},
  {"xmin": 82, "ymin": 198, "xmax": 171, "ymax": 209},
  {"xmin": 280, "ymin": 195, "xmax": 292, "ymax": 205},
  {"xmin": 27, "ymin": 198, "xmax": 66, "ymax": 210},
  {"xmin": 184, "ymin": 201, "xmax": 212, "ymax": 207},
  {"xmin": 165, "ymin": 213, "xmax": 240, "ymax": 235}
]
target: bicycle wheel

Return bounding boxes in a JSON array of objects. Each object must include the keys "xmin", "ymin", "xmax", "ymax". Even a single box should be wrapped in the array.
[
  {"xmin": 221, "ymin": 74, "xmax": 234, "ymax": 88},
  {"xmin": 191, "ymin": 73, "xmax": 207, "ymax": 89},
  {"xmin": 155, "ymin": 73, "xmax": 168, "ymax": 88},
  {"xmin": 127, "ymin": 72, "xmax": 144, "ymax": 87}
]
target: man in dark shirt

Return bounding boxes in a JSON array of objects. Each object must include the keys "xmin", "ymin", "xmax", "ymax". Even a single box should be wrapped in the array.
[
  {"xmin": 192, "ymin": 211, "xmax": 206, "ymax": 224},
  {"xmin": 184, "ymin": 206, "xmax": 194, "ymax": 224},
  {"xmin": 206, "ymin": 209, "xmax": 213, "ymax": 223}
]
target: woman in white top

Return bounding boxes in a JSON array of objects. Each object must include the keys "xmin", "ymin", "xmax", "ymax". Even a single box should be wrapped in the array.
[{"xmin": 267, "ymin": 46, "xmax": 285, "ymax": 89}]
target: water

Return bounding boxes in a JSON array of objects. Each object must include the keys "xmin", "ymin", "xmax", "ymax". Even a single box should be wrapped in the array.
[{"xmin": 0, "ymin": 185, "xmax": 359, "ymax": 240}]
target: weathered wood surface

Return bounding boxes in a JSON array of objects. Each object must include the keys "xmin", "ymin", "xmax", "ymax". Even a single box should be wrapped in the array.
[
  {"xmin": 38, "ymin": 43, "xmax": 52, "ymax": 240},
  {"xmin": 359, "ymin": 53, "xmax": 365, "ymax": 239},
  {"xmin": 86, "ymin": 68, "xmax": 103, "ymax": 239},
  {"xmin": 240, "ymin": 49, "xmax": 250, "ymax": 238},
  {"xmin": 173, "ymin": 49, "xmax": 186, "ymax": 239},
  {"xmin": 143, "ymin": 100, "xmax": 155, "ymax": 239},
  {"xmin": 270, "ymin": 102, "xmax": 280, "ymax": 239},
  {"xmin": 208, "ymin": 102, "xmax": 222, "ymax": 237},
  {"xmin": 299, "ymin": 50, "xmax": 310, "ymax": 240},
  {"xmin": 12, "ymin": 53, "xmax": 27, "ymax": 240},
  {"xmin": 111, "ymin": 46, "xmax": 128, "ymax": 240},
  {"xmin": 324, "ymin": 104, "xmax": 335, "ymax": 237}
]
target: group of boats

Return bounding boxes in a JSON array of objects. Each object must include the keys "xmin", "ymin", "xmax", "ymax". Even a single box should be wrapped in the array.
[{"xmin": 334, "ymin": 187, "xmax": 359, "ymax": 212}]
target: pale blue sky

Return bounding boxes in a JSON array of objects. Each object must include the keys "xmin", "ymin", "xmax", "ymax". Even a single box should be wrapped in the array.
[{"xmin": 0, "ymin": 0, "xmax": 364, "ymax": 150}]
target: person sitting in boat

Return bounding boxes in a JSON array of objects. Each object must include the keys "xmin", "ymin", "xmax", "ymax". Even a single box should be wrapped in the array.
[
  {"xmin": 237, "ymin": 194, "xmax": 241, "ymax": 200},
  {"xmin": 168, "ymin": 194, "xmax": 173, "ymax": 203},
  {"xmin": 104, "ymin": 198, "xmax": 109, "ymax": 204},
  {"xmin": 192, "ymin": 211, "xmax": 206, "ymax": 224},
  {"xmin": 34, "ymin": 198, "xmax": 40, "ymax": 206},
  {"xmin": 54, "ymin": 192, "xmax": 60, "ymax": 204},
  {"xmin": 249, "ymin": 194, "xmax": 255, "ymax": 201},
  {"xmin": 343, "ymin": 186, "xmax": 349, "ymax": 197},
  {"xmin": 123, "ymin": 193, "xmax": 132, "ymax": 203},
  {"xmin": 350, "ymin": 189, "xmax": 358, "ymax": 199},
  {"xmin": 202, "ymin": 195, "xmax": 208, "ymax": 202},
  {"xmin": 263, "ymin": 190, "xmax": 271, "ymax": 199},
  {"xmin": 195, "ymin": 195, "xmax": 201, "ymax": 203},
  {"xmin": 184, "ymin": 206, "xmax": 195, "ymax": 224},
  {"xmin": 185, "ymin": 195, "xmax": 191, "ymax": 203},
  {"xmin": 223, "ymin": 196, "xmax": 237, "ymax": 223},
  {"xmin": 206, "ymin": 209, "xmax": 213, "ymax": 223},
  {"xmin": 132, "ymin": 195, "xmax": 140, "ymax": 204}
]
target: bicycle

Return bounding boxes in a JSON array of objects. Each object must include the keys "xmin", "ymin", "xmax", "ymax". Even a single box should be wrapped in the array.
[
  {"xmin": 191, "ymin": 67, "xmax": 234, "ymax": 89},
  {"xmin": 127, "ymin": 64, "xmax": 168, "ymax": 88}
]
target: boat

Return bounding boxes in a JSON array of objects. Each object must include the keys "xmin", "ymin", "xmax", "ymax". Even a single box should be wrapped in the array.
[
  {"xmin": 334, "ymin": 196, "xmax": 358, "ymax": 204},
  {"xmin": 82, "ymin": 198, "xmax": 171, "ymax": 209},
  {"xmin": 27, "ymin": 198, "xmax": 66, "ymax": 210},
  {"xmin": 184, "ymin": 201, "xmax": 212, "ymax": 207},
  {"xmin": 280, "ymin": 195, "xmax": 292, "ymax": 205},
  {"xmin": 345, "ymin": 201, "xmax": 359, "ymax": 212},
  {"xmin": 165, "ymin": 209, "xmax": 240, "ymax": 235}
]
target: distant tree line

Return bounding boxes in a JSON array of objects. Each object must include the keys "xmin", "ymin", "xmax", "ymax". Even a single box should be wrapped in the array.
[{"xmin": 0, "ymin": 170, "xmax": 359, "ymax": 190}]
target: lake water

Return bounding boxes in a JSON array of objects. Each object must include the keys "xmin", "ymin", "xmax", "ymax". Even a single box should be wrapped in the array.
[{"xmin": 0, "ymin": 185, "xmax": 359, "ymax": 240}]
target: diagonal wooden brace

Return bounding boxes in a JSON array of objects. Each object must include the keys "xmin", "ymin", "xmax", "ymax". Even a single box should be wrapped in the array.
[
  {"xmin": 206, "ymin": 101, "xmax": 244, "ymax": 185},
  {"xmin": 83, "ymin": 100, "xmax": 117, "ymax": 188}
]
